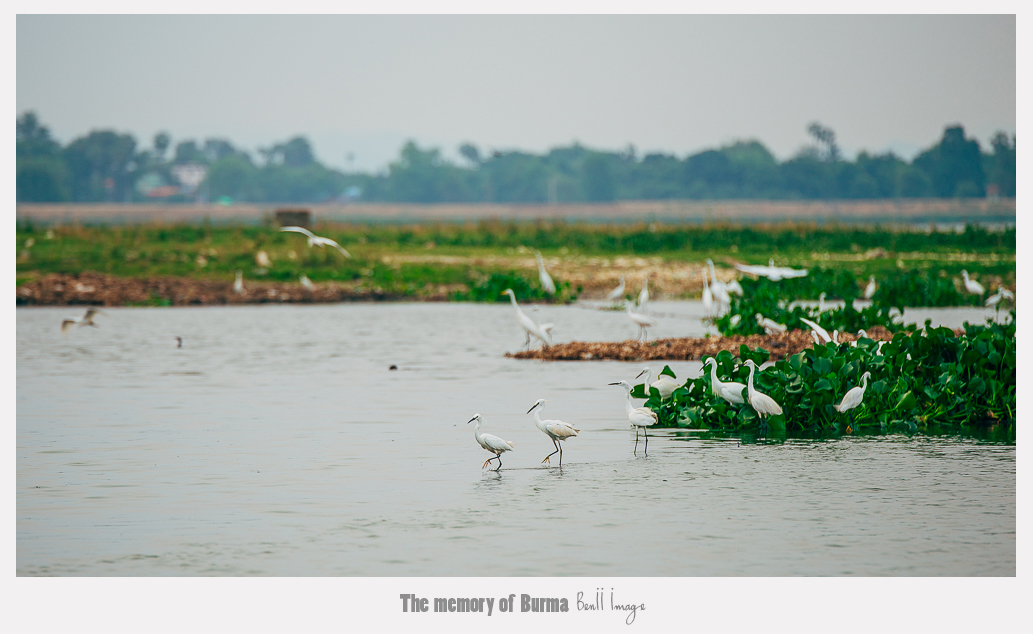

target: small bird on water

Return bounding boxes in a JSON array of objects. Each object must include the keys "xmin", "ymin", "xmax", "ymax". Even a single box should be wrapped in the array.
[
  {"xmin": 175, "ymin": 336, "xmax": 183, "ymax": 348},
  {"xmin": 527, "ymin": 399, "xmax": 579, "ymax": 466},
  {"xmin": 468, "ymin": 414, "xmax": 514, "ymax": 471}
]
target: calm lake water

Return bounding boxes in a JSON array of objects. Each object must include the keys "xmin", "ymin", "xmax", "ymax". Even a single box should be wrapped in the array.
[{"xmin": 16, "ymin": 302, "xmax": 1014, "ymax": 576}]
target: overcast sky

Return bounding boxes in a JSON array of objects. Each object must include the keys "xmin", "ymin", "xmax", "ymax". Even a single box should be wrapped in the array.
[{"xmin": 17, "ymin": 14, "xmax": 1015, "ymax": 172}]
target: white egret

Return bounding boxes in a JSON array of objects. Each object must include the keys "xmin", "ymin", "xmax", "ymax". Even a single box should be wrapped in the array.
[
  {"xmin": 960, "ymin": 270, "xmax": 985, "ymax": 295},
  {"xmin": 606, "ymin": 275, "xmax": 626, "ymax": 302},
  {"xmin": 255, "ymin": 250, "xmax": 272, "ymax": 267},
  {"xmin": 817, "ymin": 292, "xmax": 829, "ymax": 314},
  {"xmin": 300, "ymin": 274, "xmax": 315, "ymax": 290},
  {"xmin": 626, "ymin": 303, "xmax": 656, "ymax": 342},
  {"xmin": 535, "ymin": 251, "xmax": 556, "ymax": 295},
  {"xmin": 864, "ymin": 275, "xmax": 877, "ymax": 300},
  {"xmin": 755, "ymin": 313, "xmax": 787, "ymax": 335},
  {"xmin": 527, "ymin": 399, "xmax": 579, "ymax": 466},
  {"xmin": 233, "ymin": 270, "xmax": 245, "ymax": 295},
  {"xmin": 638, "ymin": 276, "xmax": 649, "ymax": 311},
  {"xmin": 703, "ymin": 357, "xmax": 746, "ymax": 405},
  {"xmin": 810, "ymin": 331, "xmax": 821, "ymax": 345},
  {"xmin": 726, "ymin": 279, "xmax": 744, "ymax": 296},
  {"xmin": 61, "ymin": 307, "xmax": 102, "ymax": 333},
  {"xmin": 832, "ymin": 330, "xmax": 840, "ymax": 344},
  {"xmin": 985, "ymin": 285, "xmax": 1014, "ymax": 309},
  {"xmin": 743, "ymin": 359, "xmax": 783, "ymax": 420},
  {"xmin": 701, "ymin": 270, "xmax": 714, "ymax": 318},
  {"xmin": 502, "ymin": 288, "xmax": 547, "ymax": 350},
  {"xmin": 280, "ymin": 226, "xmax": 352, "ymax": 258},
  {"xmin": 800, "ymin": 317, "xmax": 832, "ymax": 344},
  {"xmin": 467, "ymin": 414, "xmax": 514, "ymax": 471},
  {"xmin": 636, "ymin": 367, "xmax": 681, "ymax": 401},
  {"xmin": 706, "ymin": 259, "xmax": 731, "ymax": 309},
  {"xmin": 609, "ymin": 380, "xmax": 659, "ymax": 455},
  {"xmin": 531, "ymin": 306, "xmax": 554, "ymax": 346},
  {"xmin": 836, "ymin": 371, "xmax": 871, "ymax": 432},
  {"xmin": 850, "ymin": 330, "xmax": 867, "ymax": 348}
]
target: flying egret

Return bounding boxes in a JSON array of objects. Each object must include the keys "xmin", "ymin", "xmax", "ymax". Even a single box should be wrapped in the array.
[
  {"xmin": 755, "ymin": 313, "xmax": 787, "ymax": 335},
  {"xmin": 609, "ymin": 380, "xmax": 659, "ymax": 455},
  {"xmin": 743, "ymin": 359, "xmax": 783, "ymax": 420},
  {"xmin": 700, "ymin": 270, "xmax": 714, "ymax": 317},
  {"xmin": 703, "ymin": 357, "xmax": 745, "ymax": 405},
  {"xmin": 233, "ymin": 270, "xmax": 245, "ymax": 295},
  {"xmin": 638, "ymin": 276, "xmax": 650, "ymax": 310},
  {"xmin": 535, "ymin": 251, "xmax": 556, "ymax": 295},
  {"xmin": 800, "ymin": 317, "xmax": 832, "ymax": 344},
  {"xmin": 606, "ymin": 275, "xmax": 626, "ymax": 302},
  {"xmin": 636, "ymin": 367, "xmax": 681, "ymax": 401},
  {"xmin": 626, "ymin": 303, "xmax": 656, "ymax": 342},
  {"xmin": 61, "ymin": 307, "xmax": 101, "ymax": 333},
  {"xmin": 836, "ymin": 371, "xmax": 871, "ymax": 432},
  {"xmin": 502, "ymin": 288, "xmax": 547, "ymax": 350},
  {"xmin": 864, "ymin": 275, "xmax": 877, "ymax": 300},
  {"xmin": 527, "ymin": 399, "xmax": 579, "ymax": 466},
  {"xmin": 468, "ymin": 414, "xmax": 514, "ymax": 471},
  {"xmin": 960, "ymin": 270, "xmax": 985, "ymax": 295},
  {"xmin": 985, "ymin": 285, "xmax": 1014, "ymax": 309},
  {"xmin": 531, "ymin": 306, "xmax": 554, "ymax": 346},
  {"xmin": 300, "ymin": 274, "xmax": 316, "ymax": 290},
  {"xmin": 280, "ymin": 226, "xmax": 351, "ymax": 258}
]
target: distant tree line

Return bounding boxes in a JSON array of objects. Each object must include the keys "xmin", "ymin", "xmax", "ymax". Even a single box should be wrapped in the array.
[{"xmin": 17, "ymin": 112, "xmax": 1015, "ymax": 204}]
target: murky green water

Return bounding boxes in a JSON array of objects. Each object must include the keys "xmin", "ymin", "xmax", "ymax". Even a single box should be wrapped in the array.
[{"xmin": 17, "ymin": 302, "xmax": 1014, "ymax": 575}]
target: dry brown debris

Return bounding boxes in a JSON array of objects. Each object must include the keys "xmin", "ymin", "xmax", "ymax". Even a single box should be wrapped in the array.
[{"xmin": 506, "ymin": 326, "xmax": 895, "ymax": 362}]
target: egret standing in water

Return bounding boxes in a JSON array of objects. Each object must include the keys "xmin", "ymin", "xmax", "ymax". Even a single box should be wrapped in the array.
[
  {"xmin": 701, "ymin": 270, "xmax": 714, "ymax": 318},
  {"xmin": 280, "ymin": 226, "xmax": 352, "ymax": 258},
  {"xmin": 61, "ymin": 307, "xmax": 102, "ymax": 333},
  {"xmin": 531, "ymin": 306, "xmax": 554, "ymax": 346},
  {"xmin": 606, "ymin": 275, "xmax": 626, "ymax": 302},
  {"xmin": 706, "ymin": 259, "xmax": 731, "ymax": 312},
  {"xmin": 527, "ymin": 399, "xmax": 579, "ymax": 466},
  {"xmin": 985, "ymin": 285, "xmax": 1014, "ymax": 309},
  {"xmin": 835, "ymin": 371, "xmax": 871, "ymax": 433},
  {"xmin": 609, "ymin": 380, "xmax": 659, "ymax": 455},
  {"xmin": 638, "ymin": 275, "xmax": 650, "ymax": 310},
  {"xmin": 468, "ymin": 414, "xmax": 514, "ymax": 471},
  {"xmin": 960, "ymin": 270, "xmax": 985, "ymax": 296},
  {"xmin": 535, "ymin": 251, "xmax": 556, "ymax": 295},
  {"xmin": 743, "ymin": 359, "xmax": 783, "ymax": 420},
  {"xmin": 502, "ymin": 288, "xmax": 548, "ymax": 350},
  {"xmin": 626, "ymin": 303, "xmax": 656, "ymax": 342},
  {"xmin": 703, "ymin": 357, "xmax": 745, "ymax": 405},
  {"xmin": 635, "ymin": 367, "xmax": 681, "ymax": 401}
]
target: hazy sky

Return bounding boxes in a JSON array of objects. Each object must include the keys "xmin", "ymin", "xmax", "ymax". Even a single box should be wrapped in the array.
[{"xmin": 17, "ymin": 14, "xmax": 1015, "ymax": 172}]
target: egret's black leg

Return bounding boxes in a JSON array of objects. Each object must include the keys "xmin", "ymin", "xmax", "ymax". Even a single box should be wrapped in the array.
[
  {"xmin": 558, "ymin": 441, "xmax": 564, "ymax": 466},
  {"xmin": 495, "ymin": 454, "xmax": 503, "ymax": 471},
  {"xmin": 643, "ymin": 427, "xmax": 649, "ymax": 455},
  {"xmin": 542, "ymin": 439, "xmax": 560, "ymax": 465},
  {"xmin": 634, "ymin": 426, "xmax": 640, "ymax": 455}
]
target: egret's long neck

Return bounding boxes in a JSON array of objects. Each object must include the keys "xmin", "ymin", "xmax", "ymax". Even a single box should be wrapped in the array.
[
  {"xmin": 624, "ymin": 388, "xmax": 634, "ymax": 415},
  {"xmin": 860, "ymin": 374, "xmax": 869, "ymax": 392},
  {"xmin": 746, "ymin": 364, "xmax": 756, "ymax": 397},
  {"xmin": 533, "ymin": 407, "xmax": 548, "ymax": 433},
  {"xmin": 709, "ymin": 362, "xmax": 721, "ymax": 389},
  {"xmin": 506, "ymin": 291, "xmax": 519, "ymax": 310},
  {"xmin": 473, "ymin": 420, "xmax": 482, "ymax": 441}
]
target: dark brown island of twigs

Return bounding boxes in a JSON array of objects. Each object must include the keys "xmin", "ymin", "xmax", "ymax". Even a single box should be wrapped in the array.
[{"xmin": 506, "ymin": 327, "xmax": 896, "ymax": 362}]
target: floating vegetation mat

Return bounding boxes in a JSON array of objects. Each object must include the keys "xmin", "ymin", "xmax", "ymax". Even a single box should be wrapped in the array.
[{"xmin": 506, "ymin": 327, "xmax": 896, "ymax": 362}]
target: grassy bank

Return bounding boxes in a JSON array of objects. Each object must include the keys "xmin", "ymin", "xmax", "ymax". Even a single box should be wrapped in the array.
[{"xmin": 15, "ymin": 220, "xmax": 1015, "ymax": 303}]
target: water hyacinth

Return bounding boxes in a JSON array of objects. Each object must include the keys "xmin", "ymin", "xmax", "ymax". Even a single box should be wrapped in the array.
[{"xmin": 632, "ymin": 314, "xmax": 1015, "ymax": 435}]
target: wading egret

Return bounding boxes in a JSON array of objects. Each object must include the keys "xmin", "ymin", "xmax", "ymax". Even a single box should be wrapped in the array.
[
  {"xmin": 985, "ymin": 285, "xmax": 1014, "ymax": 309},
  {"xmin": 535, "ymin": 251, "xmax": 556, "ymax": 295},
  {"xmin": 609, "ymin": 380, "xmax": 659, "ymax": 455},
  {"xmin": 233, "ymin": 270, "xmax": 245, "ymax": 295},
  {"xmin": 703, "ymin": 357, "xmax": 745, "ymax": 405},
  {"xmin": 755, "ymin": 313, "xmax": 787, "ymax": 335},
  {"xmin": 61, "ymin": 307, "xmax": 102, "ymax": 332},
  {"xmin": 468, "ymin": 414, "xmax": 514, "ymax": 471},
  {"xmin": 606, "ymin": 276, "xmax": 626, "ymax": 302},
  {"xmin": 638, "ymin": 276, "xmax": 650, "ymax": 310},
  {"xmin": 502, "ymin": 288, "xmax": 547, "ymax": 350},
  {"xmin": 527, "ymin": 399, "xmax": 579, "ymax": 466},
  {"xmin": 960, "ymin": 270, "xmax": 985, "ymax": 295},
  {"xmin": 636, "ymin": 367, "xmax": 680, "ymax": 401},
  {"xmin": 300, "ymin": 274, "xmax": 316, "ymax": 290},
  {"xmin": 864, "ymin": 276, "xmax": 877, "ymax": 300},
  {"xmin": 707, "ymin": 259, "xmax": 731, "ymax": 311},
  {"xmin": 743, "ymin": 359, "xmax": 783, "ymax": 419},
  {"xmin": 280, "ymin": 226, "xmax": 352, "ymax": 258},
  {"xmin": 800, "ymin": 317, "xmax": 832, "ymax": 344},
  {"xmin": 701, "ymin": 270, "xmax": 714, "ymax": 318},
  {"xmin": 836, "ymin": 371, "xmax": 871, "ymax": 432},
  {"xmin": 626, "ymin": 303, "xmax": 656, "ymax": 342}
]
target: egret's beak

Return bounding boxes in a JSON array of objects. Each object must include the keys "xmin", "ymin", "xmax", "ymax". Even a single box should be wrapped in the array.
[
  {"xmin": 526, "ymin": 403, "xmax": 538, "ymax": 414},
  {"xmin": 608, "ymin": 382, "xmax": 620, "ymax": 386},
  {"xmin": 635, "ymin": 370, "xmax": 647, "ymax": 380},
  {"xmin": 467, "ymin": 417, "xmax": 477, "ymax": 424}
]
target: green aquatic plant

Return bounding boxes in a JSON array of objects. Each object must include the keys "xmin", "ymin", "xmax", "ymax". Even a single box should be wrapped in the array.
[
  {"xmin": 452, "ymin": 271, "xmax": 578, "ymax": 303},
  {"xmin": 633, "ymin": 314, "xmax": 1015, "ymax": 435}
]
